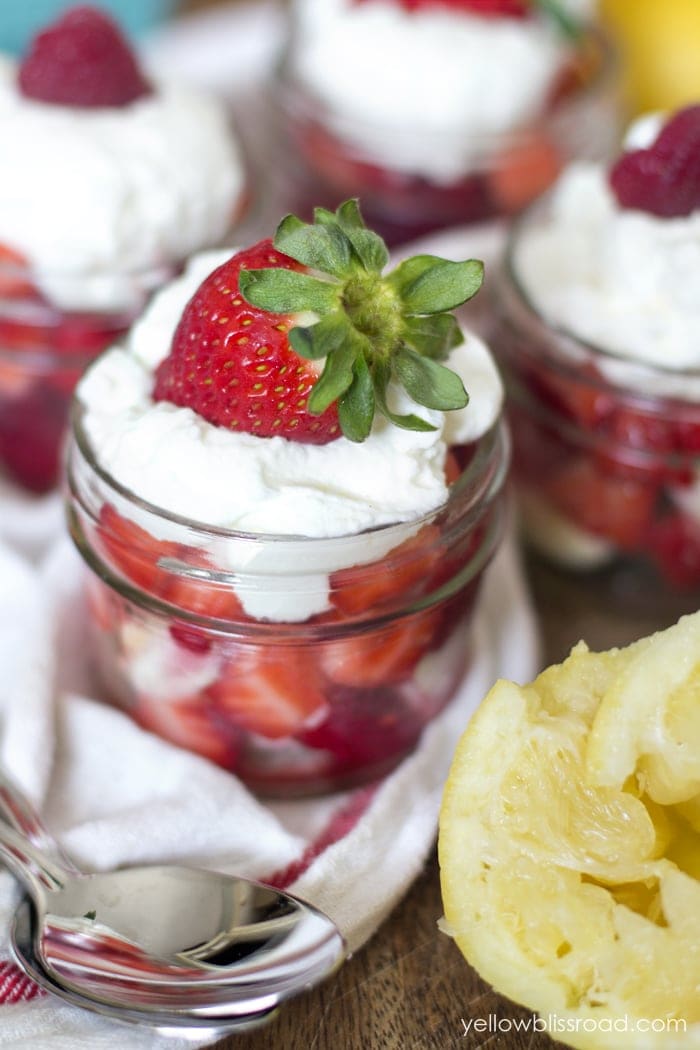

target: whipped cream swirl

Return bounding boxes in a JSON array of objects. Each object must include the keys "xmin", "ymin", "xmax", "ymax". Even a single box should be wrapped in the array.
[{"xmin": 0, "ymin": 58, "xmax": 246, "ymax": 313}]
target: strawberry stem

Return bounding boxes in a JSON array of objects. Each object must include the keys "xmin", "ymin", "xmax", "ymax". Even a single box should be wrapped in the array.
[{"xmin": 239, "ymin": 200, "xmax": 483, "ymax": 442}]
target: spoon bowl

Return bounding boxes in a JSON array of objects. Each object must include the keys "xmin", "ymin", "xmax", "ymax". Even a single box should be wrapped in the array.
[
  {"xmin": 0, "ymin": 768, "xmax": 344, "ymax": 1026},
  {"xmin": 0, "ymin": 820, "xmax": 343, "ymax": 1015},
  {"xmin": 11, "ymin": 897, "xmax": 279, "ymax": 1038}
]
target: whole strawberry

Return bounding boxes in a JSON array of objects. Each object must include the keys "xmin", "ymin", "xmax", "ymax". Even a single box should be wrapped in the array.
[
  {"xmin": 154, "ymin": 200, "xmax": 484, "ymax": 444},
  {"xmin": 18, "ymin": 5, "xmax": 152, "ymax": 108}
]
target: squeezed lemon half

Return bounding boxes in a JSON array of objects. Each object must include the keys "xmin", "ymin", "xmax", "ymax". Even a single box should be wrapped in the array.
[{"xmin": 438, "ymin": 615, "xmax": 700, "ymax": 1049}]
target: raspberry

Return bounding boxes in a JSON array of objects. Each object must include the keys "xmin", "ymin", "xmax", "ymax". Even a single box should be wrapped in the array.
[
  {"xmin": 18, "ymin": 5, "xmax": 151, "ymax": 109},
  {"xmin": 609, "ymin": 105, "xmax": 700, "ymax": 219}
]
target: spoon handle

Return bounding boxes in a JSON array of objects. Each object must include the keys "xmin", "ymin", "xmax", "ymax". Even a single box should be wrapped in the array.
[
  {"xmin": 0, "ymin": 767, "xmax": 79, "ymax": 871},
  {"xmin": 0, "ymin": 817, "xmax": 69, "ymax": 898}
]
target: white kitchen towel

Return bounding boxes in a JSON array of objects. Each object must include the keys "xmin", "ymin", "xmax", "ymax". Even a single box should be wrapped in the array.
[{"xmin": 0, "ymin": 525, "xmax": 540, "ymax": 1049}]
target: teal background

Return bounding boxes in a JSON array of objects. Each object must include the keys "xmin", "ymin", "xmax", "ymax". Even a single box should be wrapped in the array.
[{"xmin": 0, "ymin": 0, "xmax": 181, "ymax": 54}]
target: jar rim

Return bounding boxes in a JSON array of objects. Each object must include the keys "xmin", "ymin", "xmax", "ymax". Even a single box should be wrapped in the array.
[{"xmin": 68, "ymin": 393, "xmax": 509, "ymax": 549}]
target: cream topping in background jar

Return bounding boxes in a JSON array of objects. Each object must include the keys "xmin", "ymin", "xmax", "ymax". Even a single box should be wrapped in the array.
[
  {"xmin": 288, "ymin": 0, "xmax": 593, "ymax": 182},
  {"xmin": 513, "ymin": 114, "xmax": 700, "ymax": 373},
  {"xmin": 0, "ymin": 57, "xmax": 246, "ymax": 313}
]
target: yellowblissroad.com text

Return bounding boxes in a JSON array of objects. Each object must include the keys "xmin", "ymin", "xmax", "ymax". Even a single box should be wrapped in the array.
[{"xmin": 460, "ymin": 1014, "xmax": 687, "ymax": 1037}]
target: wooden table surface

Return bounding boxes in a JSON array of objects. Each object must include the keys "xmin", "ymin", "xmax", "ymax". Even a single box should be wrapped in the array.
[{"xmin": 211, "ymin": 553, "xmax": 690, "ymax": 1050}]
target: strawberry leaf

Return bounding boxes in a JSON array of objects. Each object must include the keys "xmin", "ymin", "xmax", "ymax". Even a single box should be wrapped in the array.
[
  {"xmin": 335, "ymin": 199, "xmax": 366, "ymax": 229},
  {"xmin": 388, "ymin": 256, "xmax": 484, "ymax": 314},
  {"xmin": 288, "ymin": 313, "xmax": 353, "ymax": 360},
  {"xmin": 373, "ymin": 359, "xmax": 437, "ymax": 433},
  {"xmin": 394, "ymin": 347, "xmax": 469, "ymax": 411},
  {"xmin": 315, "ymin": 199, "xmax": 388, "ymax": 273},
  {"xmin": 344, "ymin": 227, "xmax": 389, "ymax": 274},
  {"xmin": 275, "ymin": 214, "xmax": 354, "ymax": 279},
  {"xmin": 308, "ymin": 340, "xmax": 358, "ymax": 415},
  {"xmin": 239, "ymin": 268, "xmax": 339, "ymax": 314},
  {"xmin": 338, "ymin": 352, "xmax": 374, "ymax": 442},
  {"xmin": 402, "ymin": 313, "xmax": 464, "ymax": 360},
  {"xmin": 534, "ymin": 0, "xmax": 580, "ymax": 39}
]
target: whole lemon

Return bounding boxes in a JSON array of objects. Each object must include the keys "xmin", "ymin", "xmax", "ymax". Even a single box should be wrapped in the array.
[{"xmin": 600, "ymin": 0, "xmax": 700, "ymax": 114}]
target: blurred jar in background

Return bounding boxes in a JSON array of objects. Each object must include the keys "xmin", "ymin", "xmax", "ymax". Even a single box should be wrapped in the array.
[
  {"xmin": 599, "ymin": 0, "xmax": 700, "ymax": 114},
  {"xmin": 274, "ymin": 0, "xmax": 620, "ymax": 245},
  {"xmin": 0, "ymin": 4, "xmax": 248, "ymax": 493}
]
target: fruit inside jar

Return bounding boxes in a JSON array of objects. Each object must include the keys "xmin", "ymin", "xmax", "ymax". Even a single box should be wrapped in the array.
[
  {"xmin": 70, "ymin": 427, "xmax": 506, "ymax": 796},
  {"xmin": 0, "ymin": 255, "xmax": 140, "ymax": 493},
  {"xmin": 497, "ymin": 281, "xmax": 700, "ymax": 594},
  {"xmin": 495, "ymin": 103, "xmax": 700, "ymax": 598}
]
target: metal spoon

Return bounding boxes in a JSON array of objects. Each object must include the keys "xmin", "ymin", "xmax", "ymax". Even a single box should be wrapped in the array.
[
  {"xmin": 0, "ymin": 772, "xmax": 343, "ymax": 1019},
  {"xmin": 11, "ymin": 896, "xmax": 278, "ymax": 1039}
]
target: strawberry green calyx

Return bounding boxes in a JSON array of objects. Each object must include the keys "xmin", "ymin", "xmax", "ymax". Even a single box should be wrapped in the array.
[
  {"xmin": 238, "ymin": 200, "xmax": 483, "ymax": 443},
  {"xmin": 533, "ymin": 0, "xmax": 581, "ymax": 39}
]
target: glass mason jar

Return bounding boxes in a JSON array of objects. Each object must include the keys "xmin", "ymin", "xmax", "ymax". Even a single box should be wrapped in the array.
[
  {"xmin": 65, "ymin": 404, "xmax": 510, "ymax": 797},
  {"xmin": 494, "ymin": 210, "xmax": 700, "ymax": 605},
  {"xmin": 0, "ymin": 253, "xmax": 173, "ymax": 493},
  {"xmin": 272, "ymin": 27, "xmax": 619, "ymax": 246},
  {"xmin": 0, "ymin": 192, "xmax": 250, "ymax": 494}
]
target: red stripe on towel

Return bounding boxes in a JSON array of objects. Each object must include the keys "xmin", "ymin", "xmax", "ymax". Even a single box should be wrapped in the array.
[
  {"xmin": 0, "ymin": 960, "xmax": 44, "ymax": 1003},
  {"xmin": 266, "ymin": 783, "xmax": 378, "ymax": 889}
]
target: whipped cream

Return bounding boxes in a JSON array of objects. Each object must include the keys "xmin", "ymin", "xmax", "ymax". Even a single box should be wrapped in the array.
[
  {"xmin": 513, "ymin": 145, "xmax": 700, "ymax": 376},
  {"xmin": 288, "ymin": 0, "xmax": 572, "ymax": 181},
  {"xmin": 77, "ymin": 251, "xmax": 503, "ymax": 619},
  {"xmin": 0, "ymin": 58, "xmax": 245, "ymax": 313}
]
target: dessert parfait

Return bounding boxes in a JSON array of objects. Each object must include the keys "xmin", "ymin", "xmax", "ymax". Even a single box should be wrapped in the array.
[
  {"xmin": 275, "ymin": 0, "xmax": 618, "ymax": 243},
  {"xmin": 0, "ymin": 5, "xmax": 247, "ymax": 492},
  {"xmin": 67, "ymin": 200, "xmax": 508, "ymax": 795},
  {"xmin": 495, "ymin": 105, "xmax": 700, "ymax": 595}
]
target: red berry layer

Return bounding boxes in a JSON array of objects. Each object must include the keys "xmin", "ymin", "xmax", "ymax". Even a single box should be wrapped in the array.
[{"xmin": 83, "ymin": 474, "xmax": 491, "ymax": 793}]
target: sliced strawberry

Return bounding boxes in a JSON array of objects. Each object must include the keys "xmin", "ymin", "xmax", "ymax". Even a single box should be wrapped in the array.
[
  {"xmin": 541, "ymin": 456, "xmax": 659, "ymax": 549},
  {"xmin": 489, "ymin": 133, "xmax": 562, "ymax": 213},
  {"xmin": 0, "ymin": 243, "xmax": 36, "ymax": 300},
  {"xmin": 0, "ymin": 361, "xmax": 33, "ymax": 399},
  {"xmin": 330, "ymin": 524, "xmax": 442, "ymax": 617},
  {"xmin": 675, "ymin": 418, "xmax": 700, "ymax": 456},
  {"xmin": 210, "ymin": 650, "xmax": 327, "ymax": 740},
  {"xmin": 531, "ymin": 360, "xmax": 616, "ymax": 430},
  {"xmin": 321, "ymin": 609, "xmax": 441, "ymax": 687},
  {"xmin": 597, "ymin": 406, "xmax": 692, "ymax": 487},
  {"xmin": 163, "ymin": 553, "xmax": 245, "ymax": 623},
  {"xmin": 85, "ymin": 575, "xmax": 125, "ymax": 633},
  {"xmin": 300, "ymin": 686, "xmax": 424, "ymax": 769},
  {"xmin": 135, "ymin": 694, "xmax": 240, "ymax": 769},
  {"xmin": 0, "ymin": 376, "xmax": 71, "ymax": 492},
  {"xmin": 647, "ymin": 512, "xmax": 700, "ymax": 590},
  {"xmin": 165, "ymin": 555, "xmax": 246, "ymax": 652},
  {"xmin": 18, "ymin": 5, "xmax": 152, "ymax": 108},
  {"xmin": 96, "ymin": 504, "xmax": 178, "ymax": 594}
]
